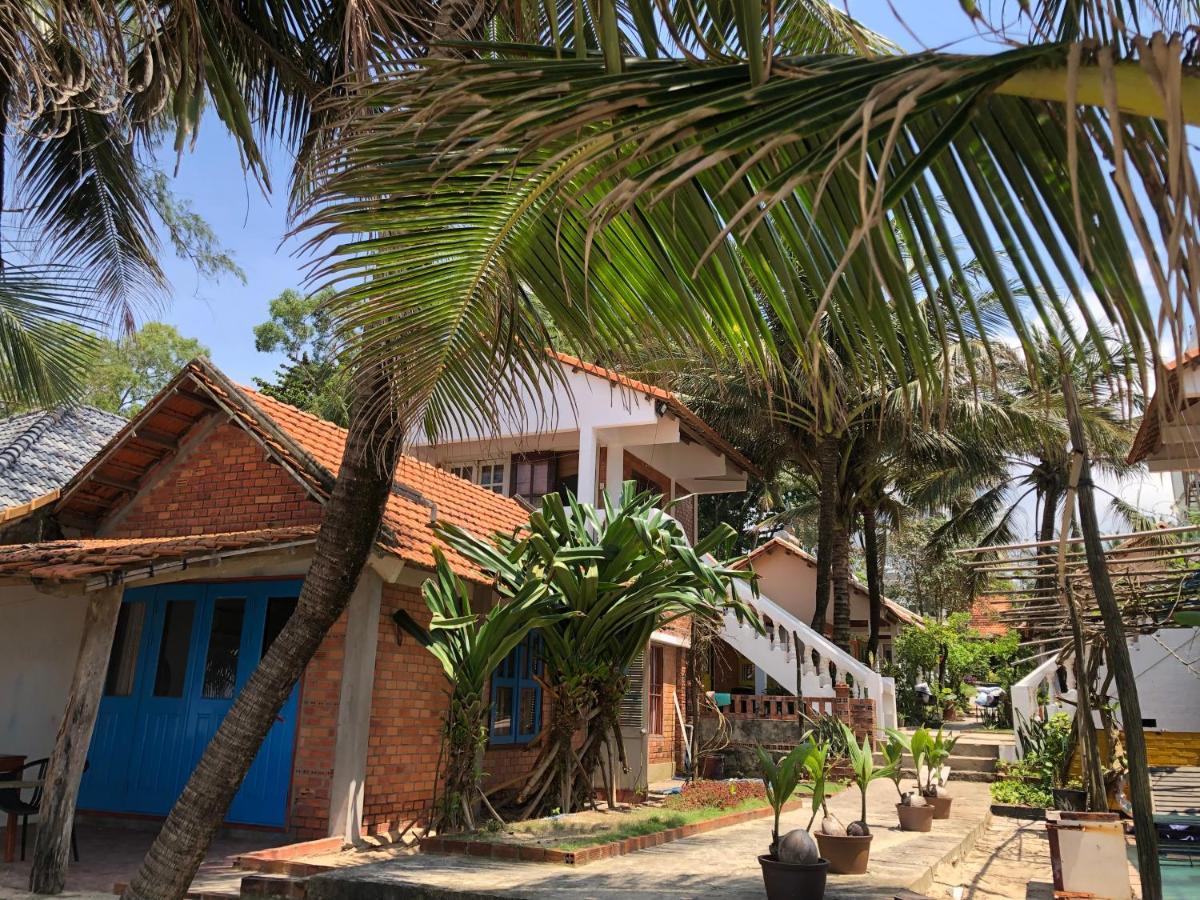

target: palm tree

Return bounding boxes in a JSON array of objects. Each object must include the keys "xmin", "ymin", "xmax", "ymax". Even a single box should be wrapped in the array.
[
  {"xmin": 932, "ymin": 330, "xmax": 1145, "ymax": 554},
  {"xmin": 100, "ymin": 4, "xmax": 1187, "ymax": 897}
]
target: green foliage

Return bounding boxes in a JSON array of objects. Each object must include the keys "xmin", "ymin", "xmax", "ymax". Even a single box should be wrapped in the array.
[
  {"xmin": 252, "ymin": 288, "xmax": 349, "ymax": 426},
  {"xmin": 840, "ymin": 723, "xmax": 890, "ymax": 830},
  {"xmin": 392, "ymin": 547, "xmax": 578, "ymax": 832},
  {"xmin": 881, "ymin": 732, "xmax": 908, "ymax": 799},
  {"xmin": 885, "ymin": 519, "xmax": 976, "ymax": 619},
  {"xmin": 142, "ymin": 171, "xmax": 246, "ymax": 285},
  {"xmin": 989, "ymin": 778, "xmax": 1054, "ymax": 808},
  {"xmin": 431, "ymin": 483, "xmax": 758, "ymax": 817},
  {"xmin": 80, "ymin": 322, "xmax": 207, "ymax": 416},
  {"xmin": 1017, "ymin": 712, "xmax": 1076, "ymax": 790},
  {"xmin": 756, "ymin": 741, "xmax": 817, "ymax": 855},
  {"xmin": 887, "ymin": 611, "xmax": 1022, "ymax": 726}
]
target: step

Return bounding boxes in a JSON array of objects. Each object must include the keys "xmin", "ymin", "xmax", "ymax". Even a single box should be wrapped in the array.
[
  {"xmin": 240, "ymin": 873, "xmax": 308, "ymax": 899},
  {"xmin": 873, "ymin": 753, "xmax": 998, "ymax": 774}
]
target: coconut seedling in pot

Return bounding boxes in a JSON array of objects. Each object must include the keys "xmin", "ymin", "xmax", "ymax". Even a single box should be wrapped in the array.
[
  {"xmin": 886, "ymin": 727, "xmax": 935, "ymax": 832},
  {"xmin": 755, "ymin": 742, "xmax": 829, "ymax": 900},
  {"xmin": 813, "ymin": 724, "xmax": 888, "ymax": 874},
  {"xmin": 920, "ymin": 727, "xmax": 958, "ymax": 819}
]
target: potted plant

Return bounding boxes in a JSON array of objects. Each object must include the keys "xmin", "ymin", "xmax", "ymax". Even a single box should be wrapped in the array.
[
  {"xmin": 885, "ymin": 728, "xmax": 935, "ymax": 832},
  {"xmin": 755, "ymin": 742, "xmax": 828, "ymax": 900},
  {"xmin": 919, "ymin": 727, "xmax": 957, "ymax": 819},
  {"xmin": 815, "ymin": 725, "xmax": 886, "ymax": 874}
]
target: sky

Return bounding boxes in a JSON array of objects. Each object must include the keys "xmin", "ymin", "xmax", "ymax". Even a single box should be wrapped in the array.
[{"xmin": 145, "ymin": 1, "xmax": 1178, "ymax": 529}]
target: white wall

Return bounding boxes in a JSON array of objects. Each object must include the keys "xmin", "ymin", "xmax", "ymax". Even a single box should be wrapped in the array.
[
  {"xmin": 1123, "ymin": 627, "xmax": 1200, "ymax": 732},
  {"xmin": 750, "ymin": 543, "xmax": 896, "ymax": 642},
  {"xmin": 0, "ymin": 584, "xmax": 86, "ymax": 760}
]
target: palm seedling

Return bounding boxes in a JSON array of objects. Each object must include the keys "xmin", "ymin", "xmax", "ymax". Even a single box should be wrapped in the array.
[{"xmin": 840, "ymin": 724, "xmax": 892, "ymax": 834}]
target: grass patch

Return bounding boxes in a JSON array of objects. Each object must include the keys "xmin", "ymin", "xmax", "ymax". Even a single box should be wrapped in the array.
[{"xmin": 553, "ymin": 797, "xmax": 769, "ymax": 850}]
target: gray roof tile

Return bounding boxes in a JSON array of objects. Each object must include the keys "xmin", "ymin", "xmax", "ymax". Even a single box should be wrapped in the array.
[{"xmin": 0, "ymin": 406, "xmax": 126, "ymax": 508}]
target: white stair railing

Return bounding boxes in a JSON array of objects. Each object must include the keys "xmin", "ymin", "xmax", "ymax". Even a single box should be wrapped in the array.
[
  {"xmin": 720, "ymin": 578, "xmax": 897, "ymax": 736},
  {"xmin": 1011, "ymin": 655, "xmax": 1076, "ymax": 756}
]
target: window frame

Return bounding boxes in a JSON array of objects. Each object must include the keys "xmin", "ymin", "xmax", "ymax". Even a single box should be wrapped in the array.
[
  {"xmin": 648, "ymin": 644, "xmax": 665, "ymax": 736},
  {"xmin": 446, "ymin": 459, "xmax": 508, "ymax": 494},
  {"xmin": 489, "ymin": 632, "xmax": 543, "ymax": 745}
]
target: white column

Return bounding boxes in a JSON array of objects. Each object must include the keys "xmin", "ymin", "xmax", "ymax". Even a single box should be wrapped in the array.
[
  {"xmin": 577, "ymin": 425, "xmax": 598, "ymax": 506},
  {"xmin": 754, "ymin": 666, "xmax": 768, "ymax": 696},
  {"xmin": 329, "ymin": 570, "xmax": 383, "ymax": 842},
  {"xmin": 604, "ymin": 440, "xmax": 625, "ymax": 505}
]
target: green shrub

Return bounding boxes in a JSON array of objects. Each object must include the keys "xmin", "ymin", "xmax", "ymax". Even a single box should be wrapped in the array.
[{"xmin": 990, "ymin": 779, "xmax": 1053, "ymax": 808}]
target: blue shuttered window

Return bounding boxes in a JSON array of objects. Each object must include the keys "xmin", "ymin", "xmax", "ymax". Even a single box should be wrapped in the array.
[{"xmin": 489, "ymin": 632, "xmax": 542, "ymax": 745}]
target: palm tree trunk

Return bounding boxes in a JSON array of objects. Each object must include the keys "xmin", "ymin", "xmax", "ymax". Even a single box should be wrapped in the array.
[
  {"xmin": 1061, "ymin": 374, "xmax": 1160, "ymax": 899},
  {"xmin": 831, "ymin": 511, "xmax": 851, "ymax": 653},
  {"xmin": 862, "ymin": 508, "xmax": 882, "ymax": 665},
  {"xmin": 810, "ymin": 434, "xmax": 839, "ymax": 638},
  {"xmin": 118, "ymin": 384, "xmax": 401, "ymax": 900}
]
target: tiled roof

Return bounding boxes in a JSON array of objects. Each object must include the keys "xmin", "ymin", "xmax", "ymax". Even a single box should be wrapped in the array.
[
  {"xmin": 4, "ymin": 359, "xmax": 532, "ymax": 584},
  {"xmin": 0, "ymin": 527, "xmax": 317, "ymax": 583},
  {"xmin": 240, "ymin": 388, "xmax": 530, "ymax": 576},
  {"xmin": 550, "ymin": 351, "xmax": 761, "ymax": 479},
  {"xmin": 1127, "ymin": 349, "xmax": 1200, "ymax": 464},
  {"xmin": 0, "ymin": 406, "xmax": 125, "ymax": 508},
  {"xmin": 969, "ymin": 595, "xmax": 1013, "ymax": 637}
]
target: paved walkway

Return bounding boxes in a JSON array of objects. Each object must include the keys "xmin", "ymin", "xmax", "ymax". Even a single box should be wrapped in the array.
[
  {"xmin": 308, "ymin": 780, "xmax": 992, "ymax": 899},
  {"xmin": 931, "ymin": 812, "xmax": 1144, "ymax": 900}
]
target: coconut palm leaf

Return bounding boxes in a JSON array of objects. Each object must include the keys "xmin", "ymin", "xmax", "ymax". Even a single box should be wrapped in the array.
[{"xmin": 0, "ymin": 267, "xmax": 100, "ymax": 412}]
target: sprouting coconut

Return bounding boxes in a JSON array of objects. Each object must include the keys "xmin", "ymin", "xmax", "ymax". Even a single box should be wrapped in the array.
[
  {"xmin": 777, "ymin": 828, "xmax": 820, "ymax": 865},
  {"xmin": 846, "ymin": 820, "xmax": 870, "ymax": 836},
  {"xmin": 819, "ymin": 811, "xmax": 847, "ymax": 836},
  {"xmin": 901, "ymin": 790, "xmax": 927, "ymax": 807}
]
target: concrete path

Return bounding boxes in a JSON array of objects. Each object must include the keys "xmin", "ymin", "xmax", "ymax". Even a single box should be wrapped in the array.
[
  {"xmin": 307, "ymin": 780, "xmax": 992, "ymax": 900},
  {"xmin": 930, "ymin": 812, "xmax": 1144, "ymax": 900}
]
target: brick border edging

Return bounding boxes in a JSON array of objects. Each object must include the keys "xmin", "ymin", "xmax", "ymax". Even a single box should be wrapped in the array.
[{"xmin": 419, "ymin": 799, "xmax": 804, "ymax": 866}]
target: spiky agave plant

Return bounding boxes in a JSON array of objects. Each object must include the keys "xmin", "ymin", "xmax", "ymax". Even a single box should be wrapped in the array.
[
  {"xmin": 393, "ymin": 548, "xmax": 579, "ymax": 833},
  {"xmin": 434, "ymin": 481, "xmax": 759, "ymax": 817}
]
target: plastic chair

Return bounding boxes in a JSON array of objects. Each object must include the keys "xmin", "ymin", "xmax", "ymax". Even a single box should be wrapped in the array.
[{"xmin": 0, "ymin": 758, "xmax": 83, "ymax": 862}]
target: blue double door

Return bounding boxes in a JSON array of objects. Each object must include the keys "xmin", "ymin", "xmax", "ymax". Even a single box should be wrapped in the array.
[{"xmin": 79, "ymin": 580, "xmax": 302, "ymax": 827}]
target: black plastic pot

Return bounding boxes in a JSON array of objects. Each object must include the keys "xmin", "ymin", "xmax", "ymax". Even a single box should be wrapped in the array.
[
  {"xmin": 1052, "ymin": 788, "xmax": 1087, "ymax": 812},
  {"xmin": 758, "ymin": 854, "xmax": 828, "ymax": 899}
]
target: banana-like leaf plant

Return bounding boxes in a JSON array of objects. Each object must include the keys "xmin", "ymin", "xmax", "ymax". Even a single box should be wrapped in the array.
[
  {"xmin": 433, "ymin": 481, "xmax": 760, "ymax": 817},
  {"xmin": 392, "ymin": 547, "xmax": 580, "ymax": 833}
]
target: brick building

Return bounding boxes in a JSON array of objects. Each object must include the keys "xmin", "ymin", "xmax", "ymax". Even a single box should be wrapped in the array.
[{"xmin": 0, "ymin": 357, "xmax": 750, "ymax": 841}]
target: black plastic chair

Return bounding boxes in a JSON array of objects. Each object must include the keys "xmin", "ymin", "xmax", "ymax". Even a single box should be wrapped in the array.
[{"xmin": 0, "ymin": 758, "xmax": 83, "ymax": 862}]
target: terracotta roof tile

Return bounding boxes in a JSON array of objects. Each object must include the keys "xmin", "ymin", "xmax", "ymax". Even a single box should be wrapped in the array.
[
  {"xmin": 241, "ymin": 389, "xmax": 529, "ymax": 579},
  {"xmin": 0, "ymin": 527, "xmax": 317, "ymax": 583}
]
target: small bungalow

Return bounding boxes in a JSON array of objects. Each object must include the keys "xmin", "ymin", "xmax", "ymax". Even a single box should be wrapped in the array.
[
  {"xmin": 712, "ymin": 534, "xmax": 920, "ymax": 696},
  {"xmin": 0, "ymin": 356, "xmax": 754, "ymax": 846}
]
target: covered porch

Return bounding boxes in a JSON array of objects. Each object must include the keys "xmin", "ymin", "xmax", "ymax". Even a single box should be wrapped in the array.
[{"xmin": 0, "ymin": 528, "xmax": 325, "ymax": 891}]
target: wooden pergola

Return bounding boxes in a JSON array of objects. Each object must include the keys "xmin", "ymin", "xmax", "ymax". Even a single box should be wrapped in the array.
[{"xmin": 956, "ymin": 522, "xmax": 1200, "ymax": 664}]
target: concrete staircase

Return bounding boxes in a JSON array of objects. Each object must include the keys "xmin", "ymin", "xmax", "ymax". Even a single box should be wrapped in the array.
[{"xmin": 874, "ymin": 736, "xmax": 1002, "ymax": 783}]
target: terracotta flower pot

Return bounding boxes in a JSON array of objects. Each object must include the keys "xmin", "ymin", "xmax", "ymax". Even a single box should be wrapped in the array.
[
  {"xmin": 896, "ymin": 802, "xmax": 934, "ymax": 832},
  {"xmin": 758, "ymin": 854, "xmax": 828, "ymax": 900},
  {"xmin": 927, "ymin": 795, "xmax": 953, "ymax": 819},
  {"xmin": 814, "ymin": 832, "xmax": 872, "ymax": 874}
]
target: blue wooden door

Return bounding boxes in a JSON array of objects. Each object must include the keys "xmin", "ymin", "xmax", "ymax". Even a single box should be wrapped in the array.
[{"xmin": 79, "ymin": 580, "xmax": 302, "ymax": 827}]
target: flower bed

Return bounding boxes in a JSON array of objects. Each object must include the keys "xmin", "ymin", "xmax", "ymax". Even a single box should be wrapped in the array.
[{"xmin": 420, "ymin": 779, "xmax": 833, "ymax": 866}]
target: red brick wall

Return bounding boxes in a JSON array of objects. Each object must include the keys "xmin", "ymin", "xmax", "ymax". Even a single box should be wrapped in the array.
[
  {"xmin": 360, "ymin": 583, "xmax": 447, "ymax": 834},
  {"xmin": 107, "ymin": 420, "xmax": 321, "ymax": 537},
  {"xmin": 290, "ymin": 608, "xmax": 350, "ymax": 838},
  {"xmin": 648, "ymin": 644, "xmax": 682, "ymax": 771}
]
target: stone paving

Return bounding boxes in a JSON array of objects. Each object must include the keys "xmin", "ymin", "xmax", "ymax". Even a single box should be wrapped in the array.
[
  {"xmin": 307, "ymin": 780, "xmax": 993, "ymax": 900},
  {"xmin": 930, "ymin": 814, "xmax": 1145, "ymax": 900}
]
